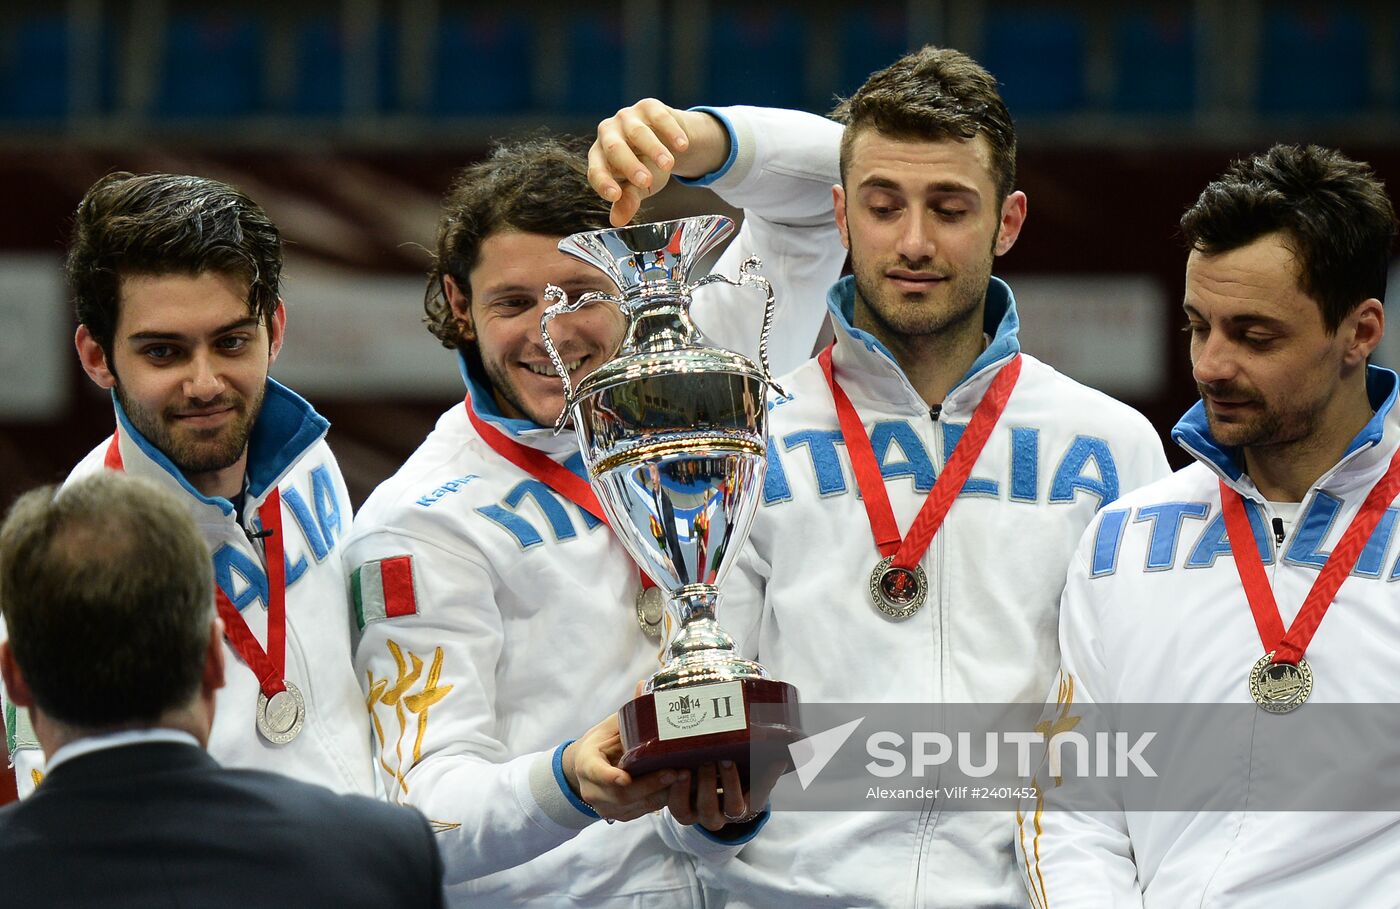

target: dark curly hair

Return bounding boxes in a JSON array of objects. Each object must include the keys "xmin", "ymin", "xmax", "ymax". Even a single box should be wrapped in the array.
[
  {"xmin": 832, "ymin": 45, "xmax": 1017, "ymax": 202},
  {"xmin": 1181, "ymin": 145, "xmax": 1397, "ymax": 332},
  {"xmin": 67, "ymin": 172, "xmax": 282, "ymax": 357},
  {"xmin": 424, "ymin": 135, "xmax": 615, "ymax": 349}
]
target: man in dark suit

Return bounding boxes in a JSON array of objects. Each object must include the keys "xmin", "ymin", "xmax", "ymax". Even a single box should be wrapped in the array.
[{"xmin": 0, "ymin": 472, "xmax": 445, "ymax": 908}]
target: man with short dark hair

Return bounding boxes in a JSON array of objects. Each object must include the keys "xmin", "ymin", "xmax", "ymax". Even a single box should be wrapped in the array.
[
  {"xmin": 0, "ymin": 472, "xmax": 443, "ymax": 908},
  {"xmin": 345, "ymin": 110, "xmax": 844, "ymax": 907},
  {"xmin": 3, "ymin": 172, "xmax": 374, "ymax": 799},
  {"xmin": 1018, "ymin": 145, "xmax": 1399, "ymax": 905},
  {"xmin": 623, "ymin": 46, "xmax": 1168, "ymax": 906}
]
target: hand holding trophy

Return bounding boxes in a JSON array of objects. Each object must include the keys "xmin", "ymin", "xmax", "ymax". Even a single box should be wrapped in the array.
[{"xmin": 540, "ymin": 215, "xmax": 801, "ymax": 797}]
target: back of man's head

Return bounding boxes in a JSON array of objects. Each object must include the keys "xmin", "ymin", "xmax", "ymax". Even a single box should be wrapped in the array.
[
  {"xmin": 424, "ymin": 134, "xmax": 614, "ymax": 350},
  {"xmin": 0, "ymin": 473, "xmax": 214, "ymax": 730},
  {"xmin": 833, "ymin": 45, "xmax": 1018, "ymax": 202},
  {"xmin": 67, "ymin": 172, "xmax": 283, "ymax": 359},
  {"xmin": 1180, "ymin": 144, "xmax": 1397, "ymax": 333}
]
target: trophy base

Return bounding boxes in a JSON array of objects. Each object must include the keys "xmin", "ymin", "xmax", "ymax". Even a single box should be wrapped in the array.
[{"xmin": 618, "ymin": 677, "xmax": 801, "ymax": 788}]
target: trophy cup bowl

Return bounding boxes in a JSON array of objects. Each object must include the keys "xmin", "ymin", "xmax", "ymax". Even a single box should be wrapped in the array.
[{"xmin": 541, "ymin": 215, "xmax": 801, "ymax": 787}]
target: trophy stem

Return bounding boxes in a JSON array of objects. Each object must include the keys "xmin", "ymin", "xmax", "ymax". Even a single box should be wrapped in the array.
[
  {"xmin": 625, "ymin": 307, "xmax": 702, "ymax": 354},
  {"xmin": 648, "ymin": 585, "xmax": 770, "ymax": 692}
]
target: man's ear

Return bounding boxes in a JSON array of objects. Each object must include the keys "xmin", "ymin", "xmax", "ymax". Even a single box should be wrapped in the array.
[
  {"xmin": 832, "ymin": 184, "xmax": 851, "ymax": 253},
  {"xmin": 1343, "ymin": 297, "xmax": 1385, "ymax": 368},
  {"xmin": 267, "ymin": 301, "xmax": 287, "ymax": 365},
  {"xmin": 994, "ymin": 191, "xmax": 1028, "ymax": 257},
  {"xmin": 0, "ymin": 641, "xmax": 35, "ymax": 709},
  {"xmin": 202, "ymin": 617, "xmax": 226, "ymax": 697},
  {"xmin": 444, "ymin": 276, "xmax": 476, "ymax": 342},
  {"xmin": 75, "ymin": 325, "xmax": 116, "ymax": 390}
]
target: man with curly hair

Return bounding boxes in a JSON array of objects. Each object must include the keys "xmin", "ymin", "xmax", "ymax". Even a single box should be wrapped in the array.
[{"xmin": 344, "ymin": 108, "xmax": 844, "ymax": 907}]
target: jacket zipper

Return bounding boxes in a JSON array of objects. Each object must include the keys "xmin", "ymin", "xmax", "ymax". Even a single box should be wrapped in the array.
[{"xmin": 911, "ymin": 407, "xmax": 945, "ymax": 907}]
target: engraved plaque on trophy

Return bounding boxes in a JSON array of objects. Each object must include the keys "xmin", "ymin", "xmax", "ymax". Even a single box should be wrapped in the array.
[{"xmin": 540, "ymin": 215, "xmax": 801, "ymax": 786}]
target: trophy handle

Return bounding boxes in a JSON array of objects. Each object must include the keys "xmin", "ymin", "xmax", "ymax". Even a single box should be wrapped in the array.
[
  {"xmin": 686, "ymin": 256, "xmax": 788, "ymax": 398},
  {"xmin": 541, "ymin": 285, "xmax": 626, "ymax": 434}
]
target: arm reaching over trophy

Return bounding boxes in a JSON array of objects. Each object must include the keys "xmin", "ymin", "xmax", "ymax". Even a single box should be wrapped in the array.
[
  {"xmin": 590, "ymin": 99, "xmax": 732, "ymax": 227},
  {"xmin": 346, "ymin": 110, "xmax": 842, "ymax": 906},
  {"xmin": 590, "ymin": 99, "xmax": 844, "ymax": 373}
]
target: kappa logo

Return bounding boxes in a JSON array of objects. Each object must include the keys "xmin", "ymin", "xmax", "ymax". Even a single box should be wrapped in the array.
[{"xmin": 416, "ymin": 474, "xmax": 480, "ymax": 508}]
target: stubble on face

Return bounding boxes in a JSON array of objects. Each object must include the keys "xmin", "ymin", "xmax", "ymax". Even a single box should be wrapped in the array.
[
  {"xmin": 1198, "ymin": 383, "xmax": 1295, "ymax": 449},
  {"xmin": 839, "ymin": 132, "xmax": 1010, "ymax": 352},
  {"xmin": 462, "ymin": 231, "xmax": 628, "ymax": 428},
  {"xmin": 1186, "ymin": 238, "xmax": 1344, "ymax": 454},
  {"xmin": 848, "ymin": 231, "xmax": 995, "ymax": 343},
  {"xmin": 116, "ymin": 380, "xmax": 264, "ymax": 475}
]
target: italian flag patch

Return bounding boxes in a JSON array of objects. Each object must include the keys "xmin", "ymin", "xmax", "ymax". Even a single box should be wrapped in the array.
[{"xmin": 352, "ymin": 556, "xmax": 418, "ymax": 630}]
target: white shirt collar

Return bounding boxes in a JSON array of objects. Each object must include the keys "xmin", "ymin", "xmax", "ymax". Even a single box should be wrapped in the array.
[{"xmin": 46, "ymin": 728, "xmax": 201, "ymax": 773}]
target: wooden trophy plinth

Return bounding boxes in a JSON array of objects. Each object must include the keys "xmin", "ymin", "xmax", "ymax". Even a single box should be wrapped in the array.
[{"xmin": 618, "ymin": 677, "xmax": 801, "ymax": 788}]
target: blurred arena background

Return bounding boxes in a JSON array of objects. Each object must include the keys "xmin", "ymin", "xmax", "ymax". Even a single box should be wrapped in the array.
[{"xmin": 3, "ymin": 0, "xmax": 1400, "ymax": 512}]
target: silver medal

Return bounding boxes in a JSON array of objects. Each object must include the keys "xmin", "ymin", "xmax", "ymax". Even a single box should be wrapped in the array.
[
  {"xmin": 256, "ymin": 680, "xmax": 306, "ymax": 744},
  {"xmin": 1248, "ymin": 652, "xmax": 1313, "ymax": 714},
  {"xmin": 636, "ymin": 586, "xmax": 666, "ymax": 639},
  {"xmin": 869, "ymin": 555, "xmax": 928, "ymax": 620}
]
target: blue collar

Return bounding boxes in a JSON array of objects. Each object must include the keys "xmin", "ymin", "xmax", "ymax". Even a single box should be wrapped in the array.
[
  {"xmin": 825, "ymin": 274, "xmax": 1022, "ymax": 392},
  {"xmin": 457, "ymin": 350, "xmax": 591, "ymax": 479},
  {"xmin": 113, "ymin": 378, "xmax": 329, "ymax": 516},
  {"xmin": 1170, "ymin": 364, "xmax": 1399, "ymax": 480},
  {"xmin": 458, "ymin": 350, "xmax": 542, "ymax": 438}
]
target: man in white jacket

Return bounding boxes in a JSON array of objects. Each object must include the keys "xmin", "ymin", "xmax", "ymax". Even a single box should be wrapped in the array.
[
  {"xmin": 344, "ymin": 109, "xmax": 844, "ymax": 907},
  {"xmin": 1017, "ymin": 146, "xmax": 1400, "ymax": 907},
  {"xmin": 3, "ymin": 172, "xmax": 374, "ymax": 800},
  {"xmin": 631, "ymin": 46, "xmax": 1170, "ymax": 908}
]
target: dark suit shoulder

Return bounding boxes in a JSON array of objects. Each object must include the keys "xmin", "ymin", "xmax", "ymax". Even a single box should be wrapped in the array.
[
  {"xmin": 219, "ymin": 768, "xmax": 444, "ymax": 904},
  {"xmin": 0, "ymin": 755, "xmax": 442, "ymax": 909},
  {"xmin": 223, "ymin": 767, "xmax": 421, "ymax": 826}
]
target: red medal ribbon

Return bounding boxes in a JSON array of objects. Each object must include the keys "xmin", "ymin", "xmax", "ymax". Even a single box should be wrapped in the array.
[
  {"xmin": 465, "ymin": 394, "xmax": 657, "ymax": 590},
  {"xmin": 106, "ymin": 427, "xmax": 289, "ymax": 698},
  {"xmin": 216, "ymin": 490, "xmax": 288, "ymax": 698},
  {"xmin": 1220, "ymin": 445, "xmax": 1400, "ymax": 665},
  {"xmin": 104, "ymin": 429, "xmax": 124, "ymax": 469},
  {"xmin": 819, "ymin": 342, "xmax": 1022, "ymax": 571}
]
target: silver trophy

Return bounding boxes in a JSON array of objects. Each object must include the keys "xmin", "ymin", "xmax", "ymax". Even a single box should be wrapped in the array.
[{"xmin": 541, "ymin": 215, "xmax": 800, "ymax": 778}]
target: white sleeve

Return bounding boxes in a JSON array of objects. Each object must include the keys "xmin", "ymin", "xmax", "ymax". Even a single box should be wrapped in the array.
[
  {"xmin": 1016, "ymin": 544, "xmax": 1144, "ymax": 908},
  {"xmin": 348, "ymin": 528, "xmax": 599, "ymax": 886},
  {"xmin": 684, "ymin": 106, "xmax": 845, "ymax": 377}
]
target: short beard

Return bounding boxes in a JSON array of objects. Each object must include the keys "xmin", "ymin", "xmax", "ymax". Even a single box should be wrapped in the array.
[
  {"xmin": 116, "ymin": 383, "xmax": 262, "ymax": 476},
  {"xmin": 1199, "ymin": 384, "xmax": 1315, "ymax": 451},
  {"xmin": 1205, "ymin": 408, "xmax": 1285, "ymax": 450},
  {"xmin": 851, "ymin": 266, "xmax": 984, "ymax": 340},
  {"xmin": 847, "ymin": 233, "xmax": 996, "ymax": 342}
]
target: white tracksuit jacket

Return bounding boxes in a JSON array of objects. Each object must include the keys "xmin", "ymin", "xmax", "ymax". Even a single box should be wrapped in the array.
[
  {"xmin": 342, "ymin": 105, "xmax": 844, "ymax": 908},
  {"xmin": 4, "ymin": 379, "xmax": 375, "ymax": 799},
  {"xmin": 663, "ymin": 275, "xmax": 1171, "ymax": 908},
  {"xmin": 1017, "ymin": 366, "xmax": 1400, "ymax": 909}
]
